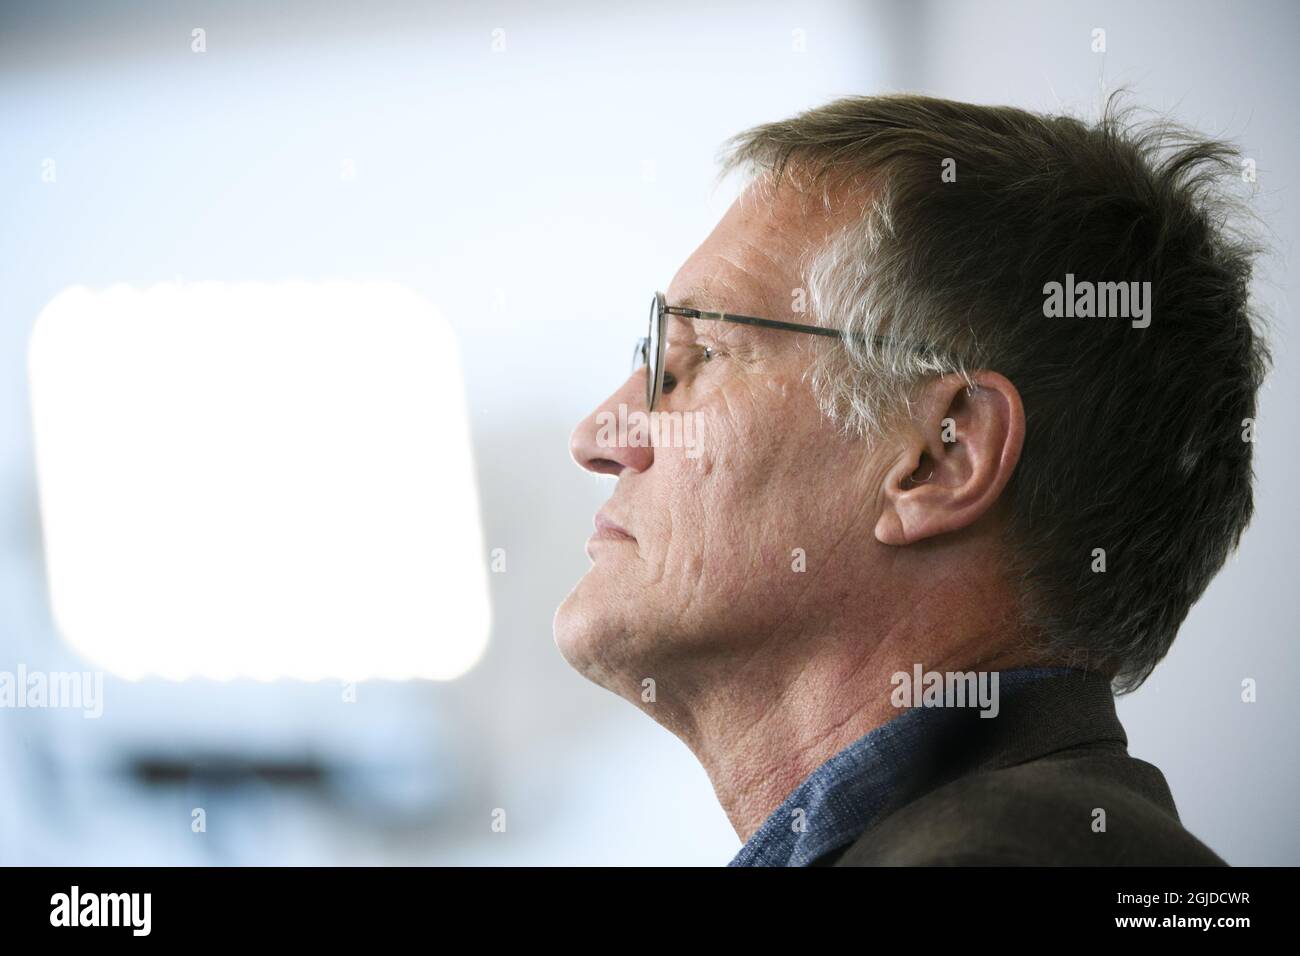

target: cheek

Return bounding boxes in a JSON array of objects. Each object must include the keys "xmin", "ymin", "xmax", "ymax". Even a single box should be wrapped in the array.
[
  {"xmin": 653, "ymin": 409, "xmax": 785, "ymax": 573},
  {"xmin": 697, "ymin": 400, "xmax": 849, "ymax": 567}
]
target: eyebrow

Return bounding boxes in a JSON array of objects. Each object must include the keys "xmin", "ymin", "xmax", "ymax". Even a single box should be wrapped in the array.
[
  {"xmin": 664, "ymin": 289, "xmax": 710, "ymax": 337},
  {"xmin": 672, "ymin": 286, "xmax": 724, "ymax": 313},
  {"xmin": 666, "ymin": 286, "xmax": 755, "ymax": 340},
  {"xmin": 673, "ymin": 289, "xmax": 709, "ymax": 310},
  {"xmin": 672, "ymin": 283, "xmax": 785, "ymax": 326}
]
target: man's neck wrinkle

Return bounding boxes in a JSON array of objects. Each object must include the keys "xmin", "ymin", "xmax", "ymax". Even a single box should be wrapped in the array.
[{"xmin": 690, "ymin": 571, "xmax": 1023, "ymax": 841}]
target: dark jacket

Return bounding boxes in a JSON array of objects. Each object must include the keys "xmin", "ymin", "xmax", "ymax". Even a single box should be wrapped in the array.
[{"xmin": 819, "ymin": 670, "xmax": 1227, "ymax": 866}]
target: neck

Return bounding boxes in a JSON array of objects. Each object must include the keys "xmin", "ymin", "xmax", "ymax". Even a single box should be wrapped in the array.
[{"xmin": 649, "ymin": 593, "xmax": 1032, "ymax": 843}]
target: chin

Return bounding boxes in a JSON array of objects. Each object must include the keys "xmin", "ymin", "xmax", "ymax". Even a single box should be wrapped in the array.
[
  {"xmin": 552, "ymin": 579, "xmax": 602, "ymax": 672},
  {"xmin": 552, "ymin": 577, "xmax": 636, "ymax": 692}
]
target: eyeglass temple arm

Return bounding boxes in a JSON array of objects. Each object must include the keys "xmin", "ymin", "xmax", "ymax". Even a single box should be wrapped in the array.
[{"xmin": 665, "ymin": 307, "xmax": 895, "ymax": 349}]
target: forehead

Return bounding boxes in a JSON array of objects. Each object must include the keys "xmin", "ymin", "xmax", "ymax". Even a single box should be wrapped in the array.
[{"xmin": 666, "ymin": 175, "xmax": 856, "ymax": 317}]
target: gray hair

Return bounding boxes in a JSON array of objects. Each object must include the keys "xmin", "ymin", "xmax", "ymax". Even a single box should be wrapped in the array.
[{"xmin": 720, "ymin": 93, "xmax": 1270, "ymax": 693}]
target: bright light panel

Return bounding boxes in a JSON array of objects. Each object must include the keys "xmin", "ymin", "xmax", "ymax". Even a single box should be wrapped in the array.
[{"xmin": 28, "ymin": 281, "xmax": 490, "ymax": 681}]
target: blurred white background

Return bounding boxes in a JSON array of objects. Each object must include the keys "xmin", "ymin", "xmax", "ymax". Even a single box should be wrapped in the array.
[{"xmin": 1, "ymin": 0, "xmax": 1296, "ymax": 865}]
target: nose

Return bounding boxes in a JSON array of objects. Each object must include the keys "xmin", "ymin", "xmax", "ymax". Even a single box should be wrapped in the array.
[{"xmin": 569, "ymin": 369, "xmax": 655, "ymax": 476}]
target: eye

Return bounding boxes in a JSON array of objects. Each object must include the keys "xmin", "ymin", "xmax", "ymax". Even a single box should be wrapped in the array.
[{"xmin": 662, "ymin": 344, "xmax": 717, "ymax": 397}]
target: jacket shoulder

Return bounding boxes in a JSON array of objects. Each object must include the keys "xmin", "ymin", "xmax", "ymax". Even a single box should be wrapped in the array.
[{"xmin": 833, "ymin": 751, "xmax": 1227, "ymax": 866}]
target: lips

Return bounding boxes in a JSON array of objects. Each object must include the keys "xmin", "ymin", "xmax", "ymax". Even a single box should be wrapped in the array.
[{"xmin": 593, "ymin": 512, "xmax": 635, "ymax": 541}]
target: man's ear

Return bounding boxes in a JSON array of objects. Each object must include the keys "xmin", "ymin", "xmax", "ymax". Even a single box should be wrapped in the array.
[{"xmin": 874, "ymin": 371, "xmax": 1025, "ymax": 546}]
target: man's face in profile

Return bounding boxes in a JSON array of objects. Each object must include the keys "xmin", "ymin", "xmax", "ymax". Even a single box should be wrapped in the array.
[{"xmin": 553, "ymin": 181, "xmax": 895, "ymax": 706}]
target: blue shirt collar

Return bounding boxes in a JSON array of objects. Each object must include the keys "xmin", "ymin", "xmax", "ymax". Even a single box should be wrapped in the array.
[{"xmin": 728, "ymin": 666, "xmax": 1080, "ymax": 866}]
